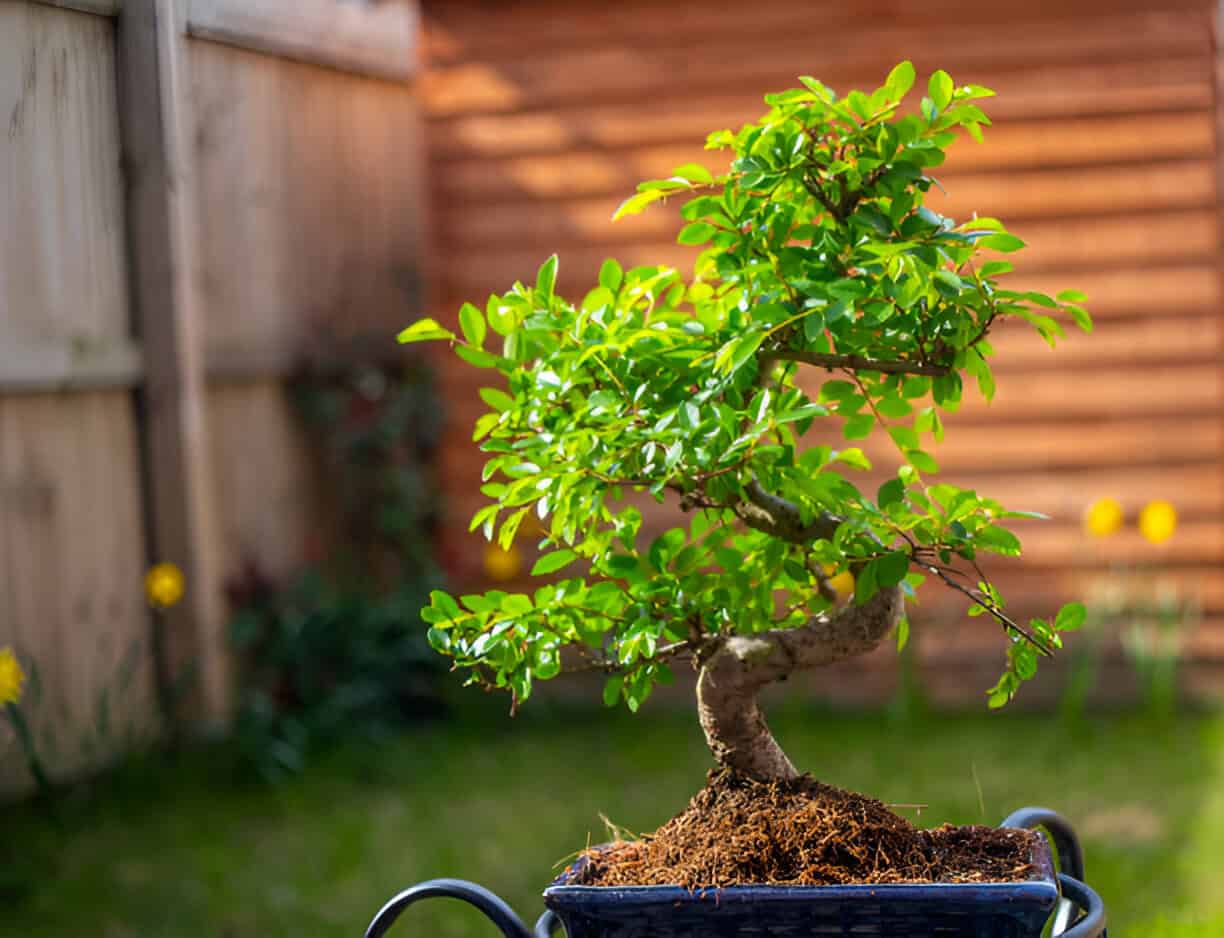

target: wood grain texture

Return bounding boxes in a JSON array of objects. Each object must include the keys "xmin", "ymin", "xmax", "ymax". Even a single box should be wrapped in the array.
[
  {"xmin": 189, "ymin": 39, "xmax": 430, "ymax": 593},
  {"xmin": 0, "ymin": 392, "xmax": 156, "ymax": 796},
  {"xmin": 118, "ymin": 0, "xmax": 230, "ymax": 725},
  {"xmin": 187, "ymin": 0, "xmax": 418, "ymax": 81},
  {"xmin": 190, "ymin": 40, "xmax": 429, "ymax": 355},
  {"xmin": 0, "ymin": 3, "xmax": 130, "ymax": 350},
  {"xmin": 0, "ymin": 3, "xmax": 156, "ymax": 795},
  {"xmin": 206, "ymin": 381, "xmax": 317, "ymax": 583},
  {"xmin": 420, "ymin": 0, "xmax": 1223, "ymax": 688},
  {"xmin": 28, "ymin": 0, "xmax": 119, "ymax": 16}
]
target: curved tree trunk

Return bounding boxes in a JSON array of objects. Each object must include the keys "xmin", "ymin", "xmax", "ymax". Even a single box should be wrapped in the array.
[{"xmin": 696, "ymin": 584, "xmax": 905, "ymax": 780}]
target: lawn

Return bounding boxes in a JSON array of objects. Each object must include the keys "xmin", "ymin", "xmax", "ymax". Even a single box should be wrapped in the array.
[{"xmin": 4, "ymin": 700, "xmax": 1223, "ymax": 938}]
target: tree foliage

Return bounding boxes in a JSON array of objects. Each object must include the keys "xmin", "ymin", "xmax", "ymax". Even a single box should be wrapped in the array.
[{"xmin": 404, "ymin": 63, "xmax": 1089, "ymax": 715}]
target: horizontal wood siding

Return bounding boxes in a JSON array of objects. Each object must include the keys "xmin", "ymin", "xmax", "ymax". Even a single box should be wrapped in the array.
[{"xmin": 420, "ymin": 0, "xmax": 1223, "ymax": 680}]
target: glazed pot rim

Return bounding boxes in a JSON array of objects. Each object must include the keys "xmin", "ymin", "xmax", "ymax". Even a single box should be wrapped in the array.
[{"xmin": 546, "ymin": 826, "xmax": 1056, "ymax": 897}]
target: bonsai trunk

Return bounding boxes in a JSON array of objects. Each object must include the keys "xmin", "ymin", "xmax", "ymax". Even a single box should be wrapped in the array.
[{"xmin": 696, "ymin": 584, "xmax": 904, "ymax": 780}]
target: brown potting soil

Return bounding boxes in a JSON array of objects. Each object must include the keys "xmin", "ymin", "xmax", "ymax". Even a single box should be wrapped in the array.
[{"xmin": 571, "ymin": 770, "xmax": 1041, "ymax": 888}]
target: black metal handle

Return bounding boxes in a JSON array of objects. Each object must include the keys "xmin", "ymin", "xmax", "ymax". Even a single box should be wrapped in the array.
[
  {"xmin": 363, "ymin": 878, "xmax": 533, "ymax": 938},
  {"xmin": 1000, "ymin": 807, "xmax": 1106, "ymax": 937},
  {"xmin": 534, "ymin": 909, "xmax": 563, "ymax": 938},
  {"xmin": 1056, "ymin": 872, "xmax": 1107, "ymax": 938}
]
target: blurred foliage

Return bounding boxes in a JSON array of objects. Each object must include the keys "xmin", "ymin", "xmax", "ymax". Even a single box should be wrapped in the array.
[
  {"xmin": 1060, "ymin": 499, "xmax": 1196, "ymax": 722},
  {"xmin": 228, "ymin": 360, "xmax": 447, "ymax": 781}
]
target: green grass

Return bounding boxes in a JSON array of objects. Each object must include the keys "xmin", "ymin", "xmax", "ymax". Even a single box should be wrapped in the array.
[{"xmin": 4, "ymin": 700, "xmax": 1224, "ymax": 937}]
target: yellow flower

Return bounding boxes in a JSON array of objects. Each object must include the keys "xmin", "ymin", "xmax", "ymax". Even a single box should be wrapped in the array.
[
  {"xmin": 1139, "ymin": 500, "xmax": 1177, "ymax": 545},
  {"xmin": 484, "ymin": 543, "xmax": 522, "ymax": 582},
  {"xmin": 1083, "ymin": 497, "xmax": 1124, "ymax": 538},
  {"xmin": 823, "ymin": 565, "xmax": 856, "ymax": 597},
  {"xmin": 145, "ymin": 562, "xmax": 185, "ymax": 609},
  {"xmin": 0, "ymin": 647, "xmax": 25, "ymax": 705}
]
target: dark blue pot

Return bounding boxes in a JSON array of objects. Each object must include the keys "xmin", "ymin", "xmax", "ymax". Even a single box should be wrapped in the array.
[
  {"xmin": 364, "ymin": 808, "xmax": 1106, "ymax": 938},
  {"xmin": 543, "ymin": 833, "xmax": 1056, "ymax": 938}
]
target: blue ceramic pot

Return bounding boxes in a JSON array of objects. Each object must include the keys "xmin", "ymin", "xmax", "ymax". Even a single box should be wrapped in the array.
[
  {"xmin": 542, "ymin": 832, "xmax": 1056, "ymax": 938},
  {"xmin": 364, "ymin": 808, "xmax": 1106, "ymax": 938}
]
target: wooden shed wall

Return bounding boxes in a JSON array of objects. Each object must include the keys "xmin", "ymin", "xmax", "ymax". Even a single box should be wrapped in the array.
[{"xmin": 419, "ymin": 0, "xmax": 1223, "ymax": 686}]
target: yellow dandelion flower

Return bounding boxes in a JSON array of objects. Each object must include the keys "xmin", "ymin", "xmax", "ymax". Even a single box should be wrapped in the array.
[
  {"xmin": 484, "ymin": 543, "xmax": 522, "ymax": 582},
  {"xmin": 0, "ymin": 646, "xmax": 25, "ymax": 705},
  {"xmin": 145, "ymin": 562, "xmax": 185, "ymax": 609},
  {"xmin": 1139, "ymin": 500, "xmax": 1177, "ymax": 545},
  {"xmin": 1083, "ymin": 497, "xmax": 1124, "ymax": 538}
]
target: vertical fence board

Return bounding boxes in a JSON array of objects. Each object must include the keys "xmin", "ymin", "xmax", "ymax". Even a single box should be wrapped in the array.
[
  {"xmin": 0, "ymin": 2, "xmax": 156, "ymax": 795},
  {"xmin": 189, "ymin": 39, "xmax": 429, "ymax": 585},
  {"xmin": 117, "ymin": 0, "xmax": 229, "ymax": 724}
]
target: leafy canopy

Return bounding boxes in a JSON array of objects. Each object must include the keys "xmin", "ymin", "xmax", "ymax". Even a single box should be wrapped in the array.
[{"xmin": 403, "ymin": 63, "xmax": 1089, "ymax": 713}]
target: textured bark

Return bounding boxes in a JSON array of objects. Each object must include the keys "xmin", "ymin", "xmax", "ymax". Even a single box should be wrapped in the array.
[{"xmin": 696, "ymin": 583, "xmax": 905, "ymax": 780}]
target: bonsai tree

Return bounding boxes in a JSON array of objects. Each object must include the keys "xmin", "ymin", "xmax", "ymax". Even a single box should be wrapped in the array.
[{"xmin": 403, "ymin": 62, "xmax": 1089, "ymax": 783}]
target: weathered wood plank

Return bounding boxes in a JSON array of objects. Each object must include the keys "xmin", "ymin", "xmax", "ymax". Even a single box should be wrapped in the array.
[
  {"xmin": 420, "ymin": 9, "xmax": 1209, "ymax": 116},
  {"xmin": 0, "ymin": 392, "xmax": 156, "ymax": 795},
  {"xmin": 206, "ymin": 381, "xmax": 317, "ymax": 582},
  {"xmin": 118, "ymin": 0, "xmax": 229, "ymax": 725},
  {"xmin": 425, "ymin": 0, "xmax": 1207, "ymax": 65},
  {"xmin": 431, "ymin": 111, "xmax": 1213, "ymax": 202},
  {"xmin": 431, "ymin": 85, "xmax": 1212, "ymax": 163},
  {"xmin": 1, "ymin": 4, "xmax": 130, "ymax": 350},
  {"xmin": 190, "ymin": 40, "xmax": 429, "ymax": 354},
  {"xmin": 186, "ymin": 0, "xmax": 418, "ymax": 81},
  {"xmin": 28, "ymin": 0, "xmax": 119, "ymax": 16}
]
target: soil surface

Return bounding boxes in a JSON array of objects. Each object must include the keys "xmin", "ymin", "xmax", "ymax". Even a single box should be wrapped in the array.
[{"xmin": 569, "ymin": 770, "xmax": 1041, "ymax": 887}]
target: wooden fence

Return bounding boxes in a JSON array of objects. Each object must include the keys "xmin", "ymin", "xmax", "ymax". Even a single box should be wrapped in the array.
[
  {"xmin": 1, "ymin": 0, "xmax": 426, "ymax": 794},
  {"xmin": 4, "ymin": 0, "xmax": 1224, "ymax": 794},
  {"xmin": 419, "ymin": 0, "xmax": 1224, "ymax": 699}
]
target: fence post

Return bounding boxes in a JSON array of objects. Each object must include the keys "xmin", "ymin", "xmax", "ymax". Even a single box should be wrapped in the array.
[{"xmin": 117, "ymin": 0, "xmax": 230, "ymax": 727}]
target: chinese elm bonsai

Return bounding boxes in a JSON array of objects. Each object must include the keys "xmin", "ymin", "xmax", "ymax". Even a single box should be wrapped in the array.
[{"xmin": 402, "ymin": 63, "xmax": 1090, "ymax": 885}]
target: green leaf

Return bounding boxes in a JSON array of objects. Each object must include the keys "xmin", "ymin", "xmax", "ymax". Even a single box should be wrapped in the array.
[
  {"xmin": 928, "ymin": 70, "xmax": 954, "ymax": 110},
  {"xmin": 876, "ymin": 550, "xmax": 910, "ymax": 588},
  {"xmin": 398, "ymin": 318, "xmax": 455, "ymax": 343},
  {"xmin": 843, "ymin": 413, "xmax": 875, "ymax": 440},
  {"xmin": 430, "ymin": 590, "xmax": 461, "ymax": 620},
  {"xmin": 455, "ymin": 345, "xmax": 502, "ymax": 369},
  {"xmin": 1056, "ymin": 602, "xmax": 1088, "ymax": 632},
  {"xmin": 678, "ymin": 222, "xmax": 717, "ymax": 245},
  {"xmin": 672, "ymin": 162, "xmax": 713, "ymax": 185},
  {"xmin": 613, "ymin": 188, "xmax": 666, "ymax": 220},
  {"xmin": 532, "ymin": 550, "xmax": 577, "ymax": 576},
  {"xmin": 599, "ymin": 258, "xmax": 623, "ymax": 292},
  {"xmin": 602, "ymin": 675, "xmax": 623, "ymax": 707},
  {"xmin": 886, "ymin": 60, "xmax": 916, "ymax": 99},
  {"xmin": 976, "ymin": 525, "xmax": 1021, "ymax": 556},
  {"xmin": 895, "ymin": 616, "xmax": 910, "ymax": 652},
  {"xmin": 834, "ymin": 448, "xmax": 872, "ymax": 470},
  {"xmin": 458, "ymin": 303, "xmax": 486, "ymax": 347},
  {"xmin": 878, "ymin": 477, "xmax": 905, "ymax": 509},
  {"xmin": 479, "ymin": 387, "xmax": 515, "ymax": 412},
  {"xmin": 854, "ymin": 560, "xmax": 880, "ymax": 605},
  {"xmin": 906, "ymin": 450, "xmax": 939, "ymax": 474},
  {"xmin": 981, "ymin": 233, "xmax": 1026, "ymax": 253},
  {"xmin": 536, "ymin": 254, "xmax": 558, "ymax": 303},
  {"xmin": 1066, "ymin": 303, "xmax": 1093, "ymax": 333},
  {"xmin": 486, "ymin": 300, "xmax": 517, "ymax": 336},
  {"xmin": 877, "ymin": 396, "xmax": 913, "ymax": 418}
]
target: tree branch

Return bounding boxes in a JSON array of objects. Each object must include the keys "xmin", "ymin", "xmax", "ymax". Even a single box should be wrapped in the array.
[
  {"xmin": 697, "ymin": 584, "xmax": 905, "ymax": 779},
  {"xmin": 734, "ymin": 478, "xmax": 841, "ymax": 544},
  {"xmin": 771, "ymin": 349, "xmax": 950, "ymax": 377}
]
